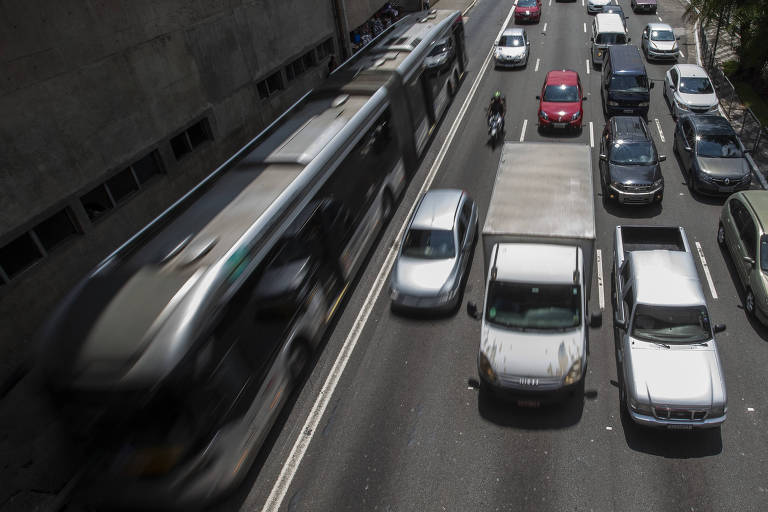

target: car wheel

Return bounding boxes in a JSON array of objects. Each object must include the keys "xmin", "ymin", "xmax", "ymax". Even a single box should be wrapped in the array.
[
  {"xmin": 746, "ymin": 289, "xmax": 756, "ymax": 316},
  {"xmin": 717, "ymin": 223, "xmax": 726, "ymax": 245}
]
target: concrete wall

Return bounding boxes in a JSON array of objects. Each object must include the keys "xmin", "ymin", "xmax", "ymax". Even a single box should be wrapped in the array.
[{"xmin": 0, "ymin": 0, "xmax": 390, "ymax": 382}]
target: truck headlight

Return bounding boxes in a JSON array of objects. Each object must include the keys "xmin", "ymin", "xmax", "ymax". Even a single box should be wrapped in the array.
[
  {"xmin": 608, "ymin": 100, "xmax": 619, "ymax": 106},
  {"xmin": 638, "ymin": 102, "xmax": 649, "ymax": 107},
  {"xmin": 563, "ymin": 358, "xmax": 582, "ymax": 386},
  {"xmin": 653, "ymin": 178, "xmax": 663, "ymax": 188},
  {"xmin": 478, "ymin": 352, "xmax": 497, "ymax": 383},
  {"xmin": 629, "ymin": 398, "xmax": 652, "ymax": 415},
  {"xmin": 710, "ymin": 404, "xmax": 727, "ymax": 417}
]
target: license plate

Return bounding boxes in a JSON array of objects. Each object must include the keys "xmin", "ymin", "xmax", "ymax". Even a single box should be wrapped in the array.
[
  {"xmin": 517, "ymin": 400, "xmax": 541, "ymax": 408},
  {"xmin": 553, "ymin": 123, "xmax": 567, "ymax": 128},
  {"xmin": 623, "ymin": 109, "xmax": 634, "ymax": 113},
  {"xmin": 668, "ymin": 424, "xmax": 693, "ymax": 430}
]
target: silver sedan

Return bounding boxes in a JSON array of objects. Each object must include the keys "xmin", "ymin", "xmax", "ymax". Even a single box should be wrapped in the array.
[{"xmin": 390, "ymin": 189, "xmax": 478, "ymax": 312}]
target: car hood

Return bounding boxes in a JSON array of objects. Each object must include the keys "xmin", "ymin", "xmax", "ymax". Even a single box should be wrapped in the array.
[
  {"xmin": 392, "ymin": 256, "xmax": 456, "ymax": 295},
  {"xmin": 607, "ymin": 90, "xmax": 649, "ymax": 101},
  {"xmin": 497, "ymin": 46, "xmax": 527, "ymax": 58},
  {"xmin": 609, "ymin": 163, "xmax": 659, "ymax": 184},
  {"xmin": 697, "ymin": 156, "xmax": 750, "ymax": 178},
  {"xmin": 650, "ymin": 40, "xmax": 677, "ymax": 51},
  {"xmin": 675, "ymin": 91, "xmax": 718, "ymax": 108},
  {"xmin": 540, "ymin": 101, "xmax": 580, "ymax": 119},
  {"xmin": 589, "ymin": 0, "xmax": 611, "ymax": 5},
  {"xmin": 481, "ymin": 323, "xmax": 583, "ymax": 378},
  {"xmin": 628, "ymin": 340, "xmax": 724, "ymax": 406}
]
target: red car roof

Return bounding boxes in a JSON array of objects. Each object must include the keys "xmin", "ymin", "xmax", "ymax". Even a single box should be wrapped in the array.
[{"xmin": 544, "ymin": 70, "xmax": 579, "ymax": 86}]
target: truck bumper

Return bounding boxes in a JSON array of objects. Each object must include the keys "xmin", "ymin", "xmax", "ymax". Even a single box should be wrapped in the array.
[{"xmin": 628, "ymin": 409, "xmax": 726, "ymax": 429}]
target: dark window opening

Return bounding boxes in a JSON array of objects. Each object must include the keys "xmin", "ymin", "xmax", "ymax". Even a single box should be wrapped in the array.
[
  {"xmin": 107, "ymin": 168, "xmax": 139, "ymax": 203},
  {"xmin": 33, "ymin": 209, "xmax": 78, "ymax": 252},
  {"xmin": 266, "ymin": 71, "xmax": 283, "ymax": 94},
  {"xmin": 171, "ymin": 132, "xmax": 192, "ymax": 159},
  {"xmin": 286, "ymin": 65, "xmax": 296, "ymax": 81},
  {"xmin": 257, "ymin": 80, "xmax": 269, "ymax": 99},
  {"xmin": 132, "ymin": 151, "xmax": 164, "ymax": 184},
  {"xmin": 187, "ymin": 119, "xmax": 211, "ymax": 148},
  {"xmin": 0, "ymin": 232, "xmax": 43, "ymax": 278},
  {"xmin": 302, "ymin": 50, "xmax": 315, "ymax": 68},
  {"xmin": 80, "ymin": 185, "xmax": 114, "ymax": 221}
]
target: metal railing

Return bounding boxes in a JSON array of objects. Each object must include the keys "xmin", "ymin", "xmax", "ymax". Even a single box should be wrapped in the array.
[{"xmin": 698, "ymin": 21, "xmax": 766, "ymax": 177}]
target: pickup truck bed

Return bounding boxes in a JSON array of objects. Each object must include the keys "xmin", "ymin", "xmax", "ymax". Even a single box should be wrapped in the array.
[{"xmin": 618, "ymin": 225, "xmax": 687, "ymax": 256}]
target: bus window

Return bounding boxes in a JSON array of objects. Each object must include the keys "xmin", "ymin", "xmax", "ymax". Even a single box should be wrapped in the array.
[{"xmin": 406, "ymin": 74, "xmax": 432, "ymax": 154}]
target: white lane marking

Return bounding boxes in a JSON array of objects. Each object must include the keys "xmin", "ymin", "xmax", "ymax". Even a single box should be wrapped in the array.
[
  {"xmin": 520, "ymin": 119, "xmax": 528, "ymax": 142},
  {"xmin": 462, "ymin": 0, "xmax": 478, "ymax": 15},
  {"xmin": 586, "ymin": 59, "xmax": 590, "ymax": 75},
  {"xmin": 261, "ymin": 5, "xmax": 519, "ymax": 512},
  {"xmin": 584, "ymin": 22, "xmax": 587, "ymax": 33},
  {"xmin": 582, "ymin": 0, "xmax": 585, "ymax": 6},
  {"xmin": 535, "ymin": 57, "xmax": 540, "ymax": 72},
  {"xmin": 543, "ymin": 22, "xmax": 548, "ymax": 32},
  {"xmin": 695, "ymin": 241, "xmax": 718, "ymax": 300},
  {"xmin": 549, "ymin": 0, "xmax": 552, "ymax": 5},
  {"xmin": 589, "ymin": 121, "xmax": 594, "ymax": 148},
  {"xmin": 658, "ymin": 16, "xmax": 663, "ymax": 21},
  {"xmin": 596, "ymin": 249, "xmax": 605, "ymax": 310},
  {"xmin": 654, "ymin": 118, "xmax": 665, "ymax": 143},
  {"xmin": 679, "ymin": 49, "xmax": 685, "ymax": 58}
]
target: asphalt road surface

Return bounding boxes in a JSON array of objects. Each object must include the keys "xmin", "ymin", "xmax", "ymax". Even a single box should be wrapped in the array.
[{"xmin": 216, "ymin": 0, "xmax": 768, "ymax": 510}]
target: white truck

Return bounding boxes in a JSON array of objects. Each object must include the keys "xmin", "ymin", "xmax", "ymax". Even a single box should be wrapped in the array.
[{"xmin": 468, "ymin": 142, "xmax": 600, "ymax": 404}]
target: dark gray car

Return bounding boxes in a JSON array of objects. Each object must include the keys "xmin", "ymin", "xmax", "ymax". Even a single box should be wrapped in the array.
[
  {"xmin": 390, "ymin": 189, "xmax": 477, "ymax": 312},
  {"xmin": 673, "ymin": 114, "xmax": 752, "ymax": 196},
  {"xmin": 599, "ymin": 116, "xmax": 666, "ymax": 205}
]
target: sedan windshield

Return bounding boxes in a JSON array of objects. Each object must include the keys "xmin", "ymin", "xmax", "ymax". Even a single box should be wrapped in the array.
[
  {"xmin": 499, "ymin": 35, "xmax": 525, "ymax": 47},
  {"xmin": 610, "ymin": 141, "xmax": 657, "ymax": 165},
  {"xmin": 651, "ymin": 30, "xmax": 675, "ymax": 41},
  {"xmin": 402, "ymin": 229, "xmax": 455, "ymax": 259},
  {"xmin": 485, "ymin": 282, "xmax": 581, "ymax": 330},
  {"xmin": 517, "ymin": 0, "xmax": 537, "ymax": 7},
  {"xmin": 696, "ymin": 134, "xmax": 743, "ymax": 158},
  {"xmin": 679, "ymin": 77, "xmax": 713, "ymax": 94},
  {"xmin": 543, "ymin": 84, "xmax": 579, "ymax": 102},
  {"xmin": 610, "ymin": 75, "xmax": 648, "ymax": 92},
  {"xmin": 631, "ymin": 304, "xmax": 711, "ymax": 343},
  {"xmin": 596, "ymin": 33, "xmax": 627, "ymax": 44}
]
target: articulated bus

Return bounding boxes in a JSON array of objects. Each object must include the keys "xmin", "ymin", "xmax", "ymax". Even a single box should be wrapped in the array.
[{"xmin": 40, "ymin": 9, "xmax": 467, "ymax": 508}]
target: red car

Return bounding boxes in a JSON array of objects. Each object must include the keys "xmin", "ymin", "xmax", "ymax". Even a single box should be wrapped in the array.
[
  {"xmin": 536, "ymin": 70, "xmax": 584, "ymax": 131},
  {"xmin": 514, "ymin": 0, "xmax": 542, "ymax": 23}
]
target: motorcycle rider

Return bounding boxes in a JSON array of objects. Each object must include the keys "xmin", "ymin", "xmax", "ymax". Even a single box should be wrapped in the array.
[{"xmin": 488, "ymin": 90, "xmax": 506, "ymax": 132}]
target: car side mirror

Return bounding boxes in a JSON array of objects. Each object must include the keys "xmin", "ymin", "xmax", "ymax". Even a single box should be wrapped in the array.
[
  {"xmin": 649, "ymin": 81, "xmax": 654, "ymax": 89},
  {"xmin": 590, "ymin": 36, "xmax": 594, "ymax": 42},
  {"xmin": 527, "ymin": 41, "xmax": 530, "ymax": 46},
  {"xmin": 628, "ymin": 36, "xmax": 632, "ymax": 43},
  {"xmin": 466, "ymin": 301, "xmax": 480, "ymax": 320},
  {"xmin": 743, "ymin": 147, "xmax": 752, "ymax": 154},
  {"xmin": 713, "ymin": 323, "xmax": 726, "ymax": 333},
  {"xmin": 659, "ymin": 154, "xmax": 667, "ymax": 162},
  {"xmin": 743, "ymin": 255, "xmax": 756, "ymax": 266},
  {"xmin": 676, "ymin": 36, "xmax": 681, "ymax": 40},
  {"xmin": 625, "ymin": 15, "xmax": 629, "ymax": 19},
  {"xmin": 535, "ymin": 95, "xmax": 540, "ymax": 100},
  {"xmin": 582, "ymin": 96, "xmax": 588, "ymax": 101},
  {"xmin": 599, "ymin": 153, "xmax": 607, "ymax": 161},
  {"xmin": 590, "ymin": 311, "xmax": 603, "ymax": 328}
]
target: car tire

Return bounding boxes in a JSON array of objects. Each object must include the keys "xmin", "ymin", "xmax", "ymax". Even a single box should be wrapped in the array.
[{"xmin": 717, "ymin": 223, "xmax": 726, "ymax": 245}]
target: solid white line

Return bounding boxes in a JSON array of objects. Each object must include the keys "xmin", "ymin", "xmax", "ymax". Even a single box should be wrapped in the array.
[
  {"xmin": 596, "ymin": 249, "xmax": 605, "ymax": 310},
  {"xmin": 586, "ymin": 59, "xmax": 590, "ymax": 75},
  {"xmin": 261, "ymin": 5, "xmax": 519, "ymax": 512},
  {"xmin": 654, "ymin": 118, "xmax": 665, "ymax": 143},
  {"xmin": 535, "ymin": 58, "xmax": 540, "ymax": 72},
  {"xmin": 695, "ymin": 242, "xmax": 718, "ymax": 300},
  {"xmin": 589, "ymin": 121, "xmax": 594, "ymax": 148},
  {"xmin": 584, "ymin": 22, "xmax": 587, "ymax": 33},
  {"xmin": 543, "ymin": 22, "xmax": 548, "ymax": 32},
  {"xmin": 520, "ymin": 119, "xmax": 528, "ymax": 142}
]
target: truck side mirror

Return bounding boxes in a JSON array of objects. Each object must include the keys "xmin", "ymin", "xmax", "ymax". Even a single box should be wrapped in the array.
[
  {"xmin": 590, "ymin": 311, "xmax": 603, "ymax": 328},
  {"xmin": 466, "ymin": 301, "xmax": 480, "ymax": 320},
  {"xmin": 590, "ymin": 36, "xmax": 594, "ymax": 42},
  {"xmin": 714, "ymin": 323, "xmax": 726, "ymax": 333},
  {"xmin": 659, "ymin": 154, "xmax": 667, "ymax": 162},
  {"xmin": 649, "ymin": 81, "xmax": 654, "ymax": 89}
]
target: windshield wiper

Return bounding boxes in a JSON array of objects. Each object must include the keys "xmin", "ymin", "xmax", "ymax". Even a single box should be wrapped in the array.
[{"xmin": 648, "ymin": 340, "xmax": 670, "ymax": 349}]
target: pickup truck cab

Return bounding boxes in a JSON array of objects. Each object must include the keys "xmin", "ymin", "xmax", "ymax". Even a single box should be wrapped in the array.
[{"xmin": 613, "ymin": 225, "xmax": 727, "ymax": 429}]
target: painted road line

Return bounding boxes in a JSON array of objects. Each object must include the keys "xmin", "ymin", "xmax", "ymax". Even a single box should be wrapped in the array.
[
  {"xmin": 549, "ymin": 0, "xmax": 552, "ymax": 5},
  {"xmin": 596, "ymin": 249, "xmax": 605, "ymax": 310},
  {"xmin": 520, "ymin": 119, "xmax": 528, "ymax": 142},
  {"xmin": 695, "ymin": 241, "xmax": 718, "ymax": 300},
  {"xmin": 261, "ymin": 5, "xmax": 520, "ymax": 512},
  {"xmin": 535, "ymin": 57, "xmax": 540, "ymax": 72},
  {"xmin": 586, "ymin": 59, "xmax": 590, "ymax": 75},
  {"xmin": 654, "ymin": 118, "xmax": 665, "ymax": 143},
  {"xmin": 658, "ymin": 16, "xmax": 663, "ymax": 21},
  {"xmin": 679, "ymin": 49, "xmax": 685, "ymax": 58},
  {"xmin": 543, "ymin": 22, "xmax": 548, "ymax": 32},
  {"xmin": 583, "ymin": 22, "xmax": 586, "ymax": 33},
  {"xmin": 589, "ymin": 121, "xmax": 594, "ymax": 148},
  {"xmin": 582, "ymin": 0, "xmax": 585, "ymax": 6}
]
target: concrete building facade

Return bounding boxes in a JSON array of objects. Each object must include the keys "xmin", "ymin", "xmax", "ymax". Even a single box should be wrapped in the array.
[{"xmin": 0, "ymin": 0, "xmax": 396, "ymax": 381}]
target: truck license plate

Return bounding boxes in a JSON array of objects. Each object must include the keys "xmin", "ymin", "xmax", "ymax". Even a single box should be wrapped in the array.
[
  {"xmin": 517, "ymin": 400, "xmax": 541, "ymax": 408},
  {"xmin": 668, "ymin": 424, "xmax": 692, "ymax": 430}
]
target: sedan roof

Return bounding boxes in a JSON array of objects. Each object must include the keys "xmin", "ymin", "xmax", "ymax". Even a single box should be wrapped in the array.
[
  {"xmin": 688, "ymin": 114, "xmax": 734, "ymax": 135},
  {"xmin": 675, "ymin": 63, "xmax": 709, "ymax": 78},
  {"xmin": 411, "ymin": 189, "xmax": 462, "ymax": 230}
]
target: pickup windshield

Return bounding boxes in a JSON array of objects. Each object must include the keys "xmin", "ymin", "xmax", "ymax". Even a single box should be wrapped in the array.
[
  {"xmin": 631, "ymin": 304, "xmax": 712, "ymax": 343},
  {"xmin": 485, "ymin": 282, "xmax": 581, "ymax": 330}
]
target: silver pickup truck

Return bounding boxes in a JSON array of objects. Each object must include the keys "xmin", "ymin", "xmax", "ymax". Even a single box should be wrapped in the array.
[{"xmin": 613, "ymin": 225, "xmax": 727, "ymax": 429}]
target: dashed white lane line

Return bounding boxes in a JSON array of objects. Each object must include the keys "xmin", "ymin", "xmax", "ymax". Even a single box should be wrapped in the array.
[
  {"xmin": 586, "ymin": 59, "xmax": 590, "ymax": 75},
  {"xmin": 520, "ymin": 119, "xmax": 528, "ymax": 142},
  {"xmin": 543, "ymin": 22, "xmax": 548, "ymax": 32},
  {"xmin": 535, "ymin": 57, "xmax": 540, "ymax": 72},
  {"xmin": 679, "ymin": 49, "xmax": 685, "ymax": 58},
  {"xmin": 584, "ymin": 22, "xmax": 587, "ymax": 33},
  {"xmin": 261, "ymin": 4, "xmax": 520, "ymax": 511},
  {"xmin": 582, "ymin": 0, "xmax": 585, "ymax": 6},
  {"xmin": 658, "ymin": 16, "xmax": 663, "ymax": 21},
  {"xmin": 589, "ymin": 121, "xmax": 594, "ymax": 148},
  {"xmin": 549, "ymin": 0, "xmax": 552, "ymax": 5},
  {"xmin": 596, "ymin": 249, "xmax": 605, "ymax": 310},
  {"xmin": 654, "ymin": 118, "xmax": 665, "ymax": 143},
  {"xmin": 695, "ymin": 241, "xmax": 719, "ymax": 300}
]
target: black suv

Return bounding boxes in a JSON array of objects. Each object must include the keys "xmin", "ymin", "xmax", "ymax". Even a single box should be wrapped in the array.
[
  {"xmin": 599, "ymin": 116, "xmax": 666, "ymax": 205},
  {"xmin": 673, "ymin": 114, "xmax": 752, "ymax": 196}
]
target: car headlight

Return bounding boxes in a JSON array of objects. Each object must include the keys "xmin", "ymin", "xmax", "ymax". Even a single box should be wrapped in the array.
[
  {"xmin": 571, "ymin": 111, "xmax": 581, "ymax": 120},
  {"xmin": 608, "ymin": 100, "xmax": 619, "ymax": 106},
  {"xmin": 677, "ymin": 101, "xmax": 690, "ymax": 111},
  {"xmin": 638, "ymin": 102, "xmax": 649, "ymax": 107},
  {"xmin": 478, "ymin": 352, "xmax": 497, "ymax": 383},
  {"xmin": 611, "ymin": 181, "xmax": 623, "ymax": 191},
  {"xmin": 540, "ymin": 110, "xmax": 549, "ymax": 120},
  {"xmin": 709, "ymin": 104, "xmax": 720, "ymax": 112},
  {"xmin": 653, "ymin": 178, "xmax": 663, "ymax": 188},
  {"xmin": 629, "ymin": 398, "xmax": 653, "ymax": 415},
  {"xmin": 699, "ymin": 172, "xmax": 716, "ymax": 183},
  {"xmin": 741, "ymin": 173, "xmax": 752, "ymax": 184},
  {"xmin": 710, "ymin": 404, "xmax": 727, "ymax": 417},
  {"xmin": 563, "ymin": 358, "xmax": 583, "ymax": 386}
]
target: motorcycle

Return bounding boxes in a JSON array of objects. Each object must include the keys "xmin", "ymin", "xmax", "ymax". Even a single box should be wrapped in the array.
[{"xmin": 488, "ymin": 113, "xmax": 503, "ymax": 145}]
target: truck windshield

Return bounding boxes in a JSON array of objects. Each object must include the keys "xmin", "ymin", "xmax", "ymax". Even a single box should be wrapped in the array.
[
  {"xmin": 402, "ymin": 229, "xmax": 455, "ymax": 259},
  {"xmin": 485, "ymin": 282, "xmax": 581, "ymax": 330},
  {"xmin": 631, "ymin": 304, "xmax": 712, "ymax": 343}
]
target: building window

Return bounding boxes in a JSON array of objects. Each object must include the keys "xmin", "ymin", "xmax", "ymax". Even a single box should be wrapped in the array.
[
  {"xmin": 107, "ymin": 168, "xmax": 139, "ymax": 204},
  {"xmin": 81, "ymin": 184, "xmax": 114, "ymax": 221},
  {"xmin": 171, "ymin": 118, "xmax": 212, "ymax": 159},
  {"xmin": 0, "ymin": 232, "xmax": 43, "ymax": 278},
  {"xmin": 33, "ymin": 208, "xmax": 78, "ymax": 252},
  {"xmin": 132, "ymin": 151, "xmax": 163, "ymax": 185},
  {"xmin": 317, "ymin": 39, "xmax": 334, "ymax": 60},
  {"xmin": 302, "ymin": 50, "xmax": 315, "ymax": 69},
  {"xmin": 258, "ymin": 70, "xmax": 285, "ymax": 99}
]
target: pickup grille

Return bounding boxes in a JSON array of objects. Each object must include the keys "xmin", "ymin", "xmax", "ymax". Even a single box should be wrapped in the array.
[{"xmin": 654, "ymin": 407, "xmax": 707, "ymax": 421}]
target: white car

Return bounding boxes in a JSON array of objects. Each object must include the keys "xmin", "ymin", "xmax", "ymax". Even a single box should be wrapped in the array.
[
  {"xmin": 587, "ymin": 0, "xmax": 613, "ymax": 15},
  {"xmin": 664, "ymin": 64, "xmax": 720, "ymax": 118},
  {"xmin": 494, "ymin": 28, "xmax": 530, "ymax": 68},
  {"xmin": 641, "ymin": 23, "xmax": 680, "ymax": 61}
]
